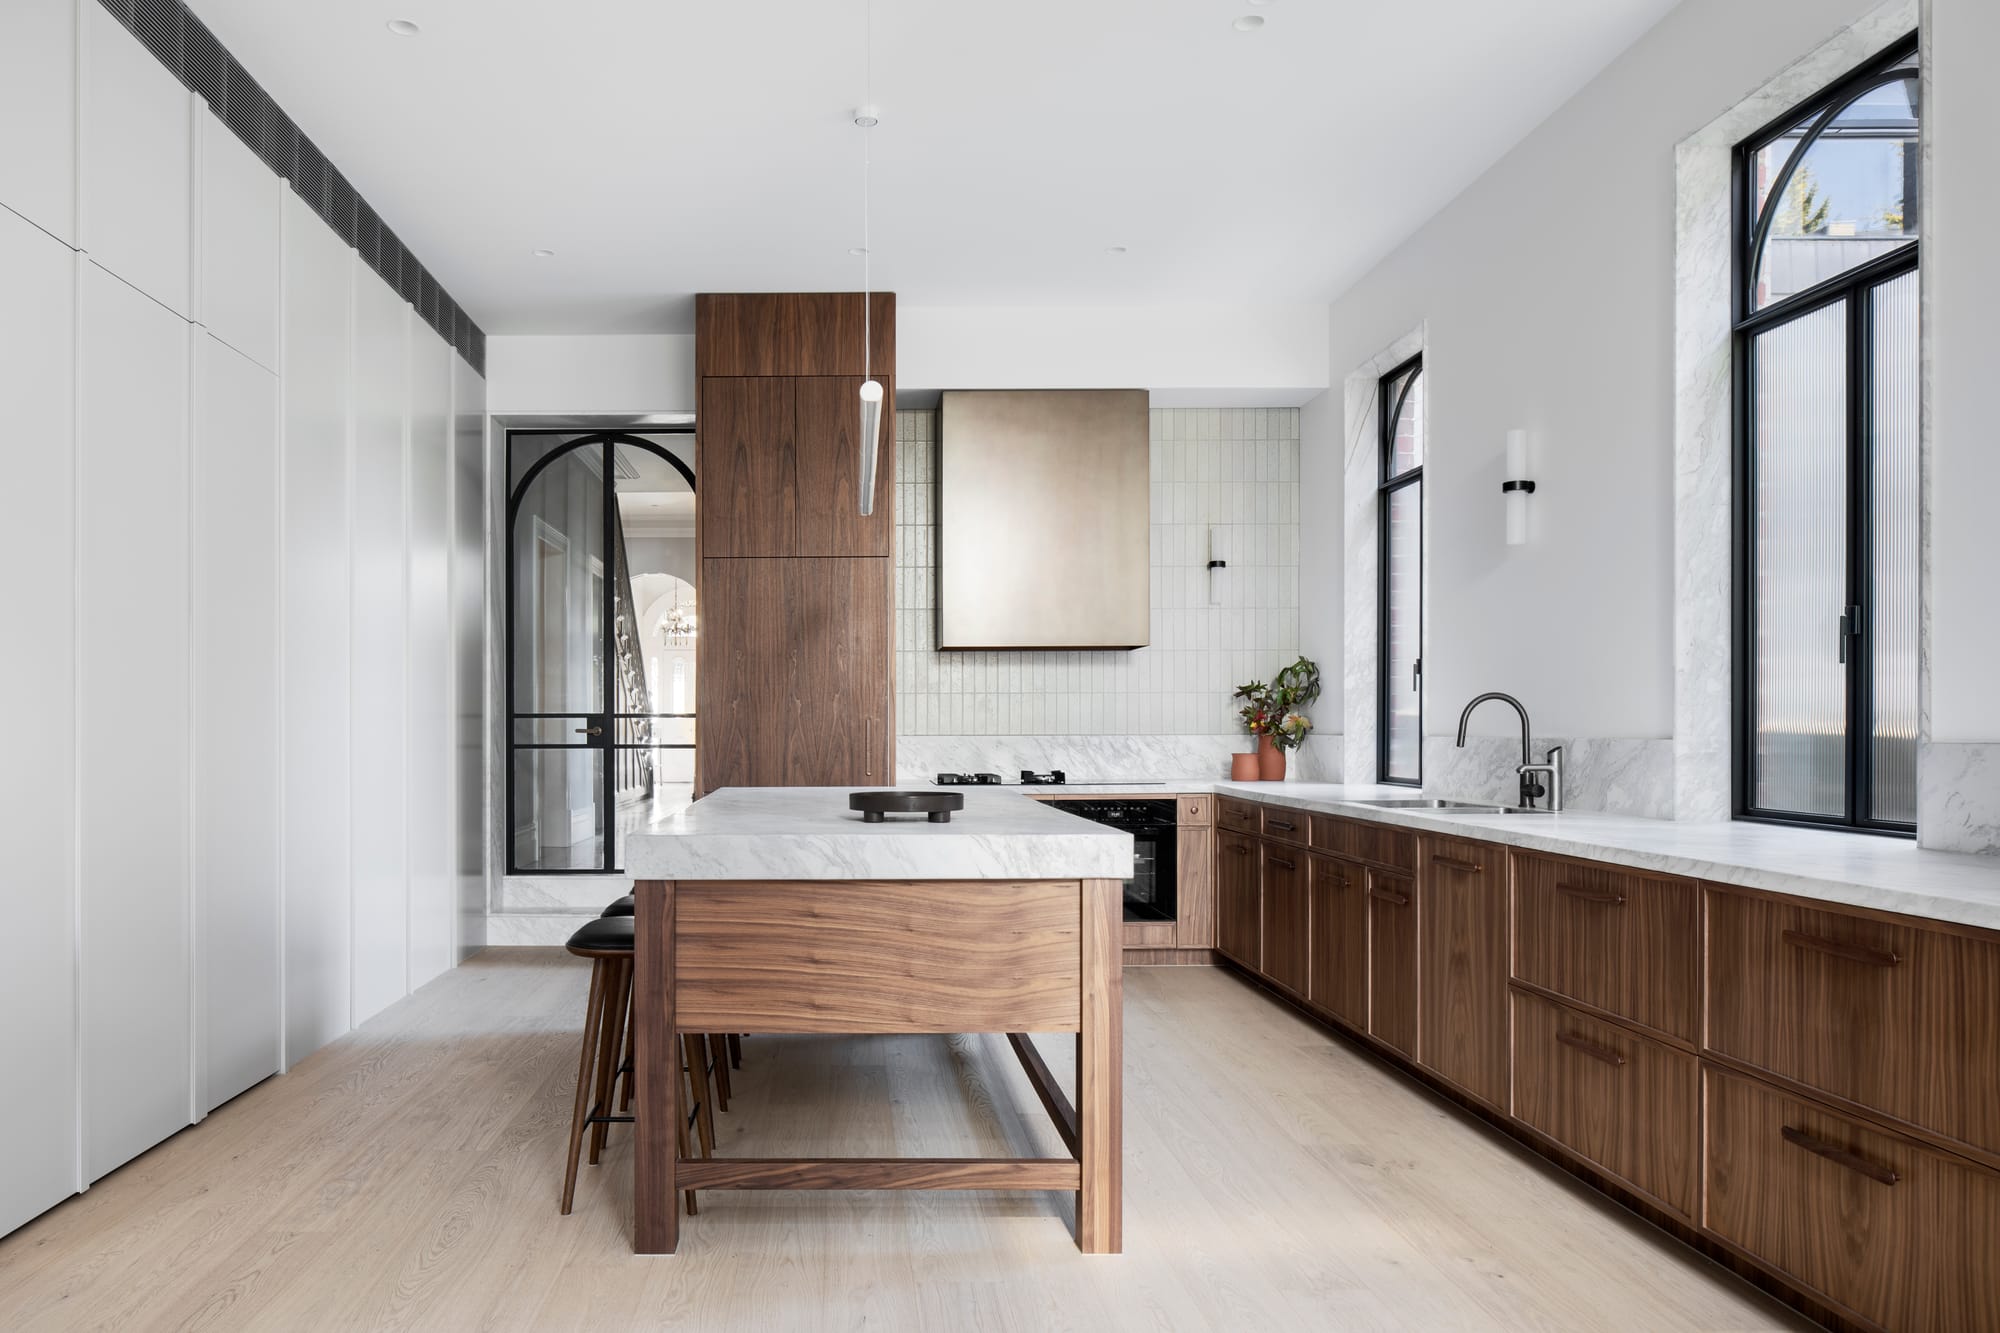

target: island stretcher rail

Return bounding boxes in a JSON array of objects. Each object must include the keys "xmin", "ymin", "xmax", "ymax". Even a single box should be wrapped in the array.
[{"xmin": 631, "ymin": 877, "xmax": 1124, "ymax": 1254}]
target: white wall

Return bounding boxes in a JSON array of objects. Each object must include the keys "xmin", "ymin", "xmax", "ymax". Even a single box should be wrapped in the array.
[
  {"xmin": 1311, "ymin": 0, "xmax": 1881, "ymax": 759},
  {"xmin": 0, "ymin": 2, "xmax": 489, "ymax": 1237},
  {"xmin": 899, "ymin": 305, "xmax": 1330, "ymax": 406},
  {"xmin": 1926, "ymin": 0, "xmax": 2000, "ymax": 745},
  {"xmin": 485, "ymin": 333, "xmax": 696, "ymax": 415}
]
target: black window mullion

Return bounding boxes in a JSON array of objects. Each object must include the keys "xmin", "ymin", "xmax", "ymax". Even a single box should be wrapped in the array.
[{"xmin": 1844, "ymin": 286, "xmax": 1870, "ymax": 830}]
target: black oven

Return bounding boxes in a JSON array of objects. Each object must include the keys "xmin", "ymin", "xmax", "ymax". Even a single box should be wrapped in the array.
[{"xmin": 1062, "ymin": 800, "xmax": 1178, "ymax": 924}]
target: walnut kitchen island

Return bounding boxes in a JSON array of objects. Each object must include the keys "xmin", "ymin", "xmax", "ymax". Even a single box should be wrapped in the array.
[{"xmin": 621, "ymin": 787, "xmax": 1135, "ymax": 1255}]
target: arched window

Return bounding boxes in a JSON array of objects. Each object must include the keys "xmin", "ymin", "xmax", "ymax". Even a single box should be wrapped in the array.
[{"xmin": 1734, "ymin": 35, "xmax": 1918, "ymax": 833}]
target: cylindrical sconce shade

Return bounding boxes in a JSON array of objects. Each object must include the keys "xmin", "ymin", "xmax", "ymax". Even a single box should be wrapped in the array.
[
  {"xmin": 858, "ymin": 379, "xmax": 884, "ymax": 515},
  {"xmin": 1503, "ymin": 428, "xmax": 1532, "ymax": 546}
]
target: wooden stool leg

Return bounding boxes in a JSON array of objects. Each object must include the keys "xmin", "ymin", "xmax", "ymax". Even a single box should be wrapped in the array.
[
  {"xmin": 618, "ymin": 997, "xmax": 638, "ymax": 1113},
  {"xmin": 727, "ymin": 1033, "xmax": 743, "ymax": 1069},
  {"xmin": 674, "ymin": 1086, "xmax": 698, "ymax": 1217},
  {"xmin": 683, "ymin": 1033, "xmax": 717, "ymax": 1158},
  {"xmin": 561, "ymin": 959, "xmax": 608, "ymax": 1215},
  {"xmin": 707, "ymin": 1034, "xmax": 732, "ymax": 1111},
  {"xmin": 588, "ymin": 959, "xmax": 632, "ymax": 1166}
]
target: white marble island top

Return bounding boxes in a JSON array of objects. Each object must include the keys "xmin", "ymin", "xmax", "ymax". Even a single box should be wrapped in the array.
[{"xmin": 623, "ymin": 787, "xmax": 1135, "ymax": 883}]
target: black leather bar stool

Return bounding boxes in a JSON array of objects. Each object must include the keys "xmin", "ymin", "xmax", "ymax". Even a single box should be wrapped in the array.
[
  {"xmin": 600, "ymin": 893, "xmax": 739, "ymax": 1110},
  {"xmin": 561, "ymin": 915, "xmax": 714, "ymax": 1217}
]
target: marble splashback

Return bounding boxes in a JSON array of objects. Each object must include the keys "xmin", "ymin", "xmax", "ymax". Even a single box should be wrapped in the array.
[
  {"xmin": 897, "ymin": 734, "xmax": 1343, "ymax": 785},
  {"xmin": 894, "ymin": 407, "xmax": 1303, "ymax": 737},
  {"xmin": 1422, "ymin": 736, "xmax": 1675, "ymax": 820},
  {"xmin": 1920, "ymin": 742, "xmax": 2000, "ymax": 855}
]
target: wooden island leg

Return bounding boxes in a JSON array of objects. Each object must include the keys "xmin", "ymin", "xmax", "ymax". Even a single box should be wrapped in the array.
[
  {"xmin": 1077, "ymin": 877, "xmax": 1124, "ymax": 1254},
  {"xmin": 634, "ymin": 879, "xmax": 679, "ymax": 1254}
]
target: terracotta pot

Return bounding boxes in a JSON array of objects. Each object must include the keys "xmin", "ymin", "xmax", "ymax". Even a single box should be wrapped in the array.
[
  {"xmin": 1230, "ymin": 751, "xmax": 1261, "ymax": 781},
  {"xmin": 1258, "ymin": 734, "xmax": 1287, "ymax": 782}
]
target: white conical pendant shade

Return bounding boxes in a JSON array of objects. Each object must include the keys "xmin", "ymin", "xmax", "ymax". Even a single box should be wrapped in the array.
[{"xmin": 858, "ymin": 379, "xmax": 884, "ymax": 516}]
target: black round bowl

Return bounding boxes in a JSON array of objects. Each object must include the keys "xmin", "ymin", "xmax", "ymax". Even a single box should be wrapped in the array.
[{"xmin": 848, "ymin": 791, "xmax": 967, "ymax": 824}]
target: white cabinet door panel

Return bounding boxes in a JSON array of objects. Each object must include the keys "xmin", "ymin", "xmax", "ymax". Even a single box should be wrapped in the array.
[
  {"xmin": 194, "ymin": 334, "xmax": 281, "ymax": 1111},
  {"xmin": 451, "ymin": 357, "xmax": 489, "ymax": 962},
  {"xmin": 0, "ymin": 209, "xmax": 79, "ymax": 1234},
  {"xmin": 80, "ymin": 260, "xmax": 191, "ymax": 1181},
  {"xmin": 197, "ymin": 111, "xmax": 281, "ymax": 373},
  {"xmin": 350, "ymin": 266, "xmax": 410, "ymax": 1026},
  {"xmin": 407, "ymin": 327, "xmax": 454, "ymax": 990},
  {"xmin": 280, "ymin": 197, "xmax": 352, "ymax": 1064},
  {"xmin": 0, "ymin": 0, "xmax": 78, "ymax": 244},
  {"xmin": 81, "ymin": 5, "xmax": 191, "ymax": 317}
]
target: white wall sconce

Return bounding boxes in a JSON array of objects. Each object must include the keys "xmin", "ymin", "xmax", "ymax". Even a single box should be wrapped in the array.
[
  {"xmin": 1207, "ymin": 524, "xmax": 1228, "ymax": 606},
  {"xmin": 1503, "ymin": 428, "xmax": 1535, "ymax": 546}
]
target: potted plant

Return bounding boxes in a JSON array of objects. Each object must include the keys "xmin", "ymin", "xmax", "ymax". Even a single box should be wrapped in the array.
[{"xmin": 1232, "ymin": 657, "xmax": 1322, "ymax": 781}]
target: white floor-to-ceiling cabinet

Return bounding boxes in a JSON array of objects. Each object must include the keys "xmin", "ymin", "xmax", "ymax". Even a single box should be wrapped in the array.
[
  {"xmin": 280, "ymin": 196, "xmax": 356, "ymax": 1063},
  {"xmin": 0, "ymin": 1, "xmax": 489, "ymax": 1240},
  {"xmin": 194, "ymin": 334, "xmax": 283, "ymax": 1112},
  {"xmin": 0, "ymin": 205, "xmax": 80, "ymax": 1239}
]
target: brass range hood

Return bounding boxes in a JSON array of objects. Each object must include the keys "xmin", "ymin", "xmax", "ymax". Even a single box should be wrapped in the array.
[{"xmin": 936, "ymin": 389, "xmax": 1151, "ymax": 650}]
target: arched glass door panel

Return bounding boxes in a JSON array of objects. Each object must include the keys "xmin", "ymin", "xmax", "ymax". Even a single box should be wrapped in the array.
[{"xmin": 507, "ymin": 430, "xmax": 694, "ymax": 873}]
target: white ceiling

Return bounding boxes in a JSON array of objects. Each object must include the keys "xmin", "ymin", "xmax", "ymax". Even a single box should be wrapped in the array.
[{"xmin": 187, "ymin": 0, "xmax": 1680, "ymax": 335}]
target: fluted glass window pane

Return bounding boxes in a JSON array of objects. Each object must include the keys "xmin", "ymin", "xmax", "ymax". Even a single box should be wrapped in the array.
[
  {"xmin": 1751, "ymin": 301, "xmax": 1848, "ymax": 818},
  {"xmin": 1870, "ymin": 270, "xmax": 1919, "ymax": 824},
  {"xmin": 1384, "ymin": 480, "xmax": 1422, "ymax": 782}
]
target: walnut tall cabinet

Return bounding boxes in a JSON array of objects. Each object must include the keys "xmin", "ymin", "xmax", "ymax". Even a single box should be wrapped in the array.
[{"xmin": 694, "ymin": 293, "xmax": 896, "ymax": 792}]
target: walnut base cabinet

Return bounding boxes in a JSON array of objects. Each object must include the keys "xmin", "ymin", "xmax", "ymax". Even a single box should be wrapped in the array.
[
  {"xmin": 1512, "ymin": 988, "xmax": 1698, "ymax": 1220},
  {"xmin": 1418, "ymin": 837, "xmax": 1508, "ymax": 1112},
  {"xmin": 1215, "ymin": 831, "xmax": 1260, "ymax": 970},
  {"xmin": 1210, "ymin": 795, "xmax": 2000, "ymax": 1332},
  {"xmin": 1366, "ymin": 869, "xmax": 1419, "ymax": 1060},
  {"xmin": 1705, "ymin": 1065, "xmax": 2000, "ymax": 1332}
]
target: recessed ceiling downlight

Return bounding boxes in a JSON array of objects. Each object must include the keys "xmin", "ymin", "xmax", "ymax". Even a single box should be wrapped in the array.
[
  {"xmin": 1106, "ymin": 245, "xmax": 1128, "ymax": 255},
  {"xmin": 1233, "ymin": 15, "xmax": 1265, "ymax": 31},
  {"xmin": 386, "ymin": 19, "xmax": 421, "ymax": 36},
  {"xmin": 531, "ymin": 248, "xmax": 555, "ymax": 258}
]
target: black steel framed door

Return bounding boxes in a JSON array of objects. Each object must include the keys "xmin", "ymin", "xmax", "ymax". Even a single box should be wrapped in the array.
[{"xmin": 506, "ymin": 429, "xmax": 696, "ymax": 874}]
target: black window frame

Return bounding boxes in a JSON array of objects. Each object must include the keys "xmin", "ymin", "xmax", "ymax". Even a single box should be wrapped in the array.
[
  {"xmin": 1377, "ymin": 353, "xmax": 1424, "ymax": 787},
  {"xmin": 1731, "ymin": 33, "xmax": 1920, "ymax": 837}
]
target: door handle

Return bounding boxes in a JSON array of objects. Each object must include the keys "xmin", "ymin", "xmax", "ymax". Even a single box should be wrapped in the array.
[{"xmin": 575, "ymin": 725, "xmax": 604, "ymax": 737}]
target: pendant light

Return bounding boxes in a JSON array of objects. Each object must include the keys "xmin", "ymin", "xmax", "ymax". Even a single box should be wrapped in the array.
[{"xmin": 855, "ymin": 0, "xmax": 883, "ymax": 517}]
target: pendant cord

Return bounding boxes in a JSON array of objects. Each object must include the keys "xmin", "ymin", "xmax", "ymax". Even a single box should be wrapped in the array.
[{"xmin": 862, "ymin": 0, "xmax": 872, "ymax": 385}]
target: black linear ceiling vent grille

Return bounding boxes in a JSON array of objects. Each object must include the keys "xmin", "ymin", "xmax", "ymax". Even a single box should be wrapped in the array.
[{"xmin": 96, "ymin": 0, "xmax": 485, "ymax": 366}]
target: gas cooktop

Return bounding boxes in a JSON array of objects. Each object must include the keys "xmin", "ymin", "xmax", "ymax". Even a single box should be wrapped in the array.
[{"xmin": 933, "ymin": 771, "xmax": 1164, "ymax": 788}]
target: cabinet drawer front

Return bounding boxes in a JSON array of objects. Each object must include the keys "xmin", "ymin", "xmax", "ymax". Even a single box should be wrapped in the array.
[
  {"xmin": 1259, "ymin": 844, "xmax": 1310, "ymax": 997},
  {"xmin": 1217, "ymin": 798, "xmax": 1260, "ymax": 835},
  {"xmin": 1367, "ymin": 869, "xmax": 1419, "ymax": 1059},
  {"xmin": 1259, "ymin": 805, "xmax": 1306, "ymax": 846},
  {"xmin": 1310, "ymin": 814, "xmax": 1418, "ymax": 873},
  {"xmin": 1177, "ymin": 795, "xmax": 1211, "ymax": 826},
  {"xmin": 1512, "ymin": 990, "xmax": 1696, "ymax": 1218},
  {"xmin": 1704, "ymin": 1067, "xmax": 2000, "ymax": 1332},
  {"xmin": 1513, "ymin": 853, "xmax": 1698, "ymax": 1041},
  {"xmin": 1705, "ymin": 888, "xmax": 2000, "ymax": 1158}
]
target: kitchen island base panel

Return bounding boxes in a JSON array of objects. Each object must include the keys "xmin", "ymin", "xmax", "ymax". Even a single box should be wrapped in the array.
[{"xmin": 631, "ymin": 877, "xmax": 1124, "ymax": 1256}]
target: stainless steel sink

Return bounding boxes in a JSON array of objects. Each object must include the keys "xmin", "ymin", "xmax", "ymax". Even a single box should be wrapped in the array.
[{"xmin": 1347, "ymin": 798, "xmax": 1547, "ymax": 814}]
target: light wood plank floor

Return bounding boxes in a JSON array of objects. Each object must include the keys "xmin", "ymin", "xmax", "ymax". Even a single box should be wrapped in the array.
[{"xmin": 0, "ymin": 951, "xmax": 1808, "ymax": 1332}]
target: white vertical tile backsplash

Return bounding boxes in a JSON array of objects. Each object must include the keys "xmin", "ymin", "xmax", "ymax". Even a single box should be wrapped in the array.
[{"xmin": 895, "ymin": 407, "xmax": 1302, "ymax": 739}]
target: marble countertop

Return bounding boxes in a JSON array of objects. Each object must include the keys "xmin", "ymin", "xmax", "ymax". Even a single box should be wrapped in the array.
[
  {"xmin": 1188, "ymin": 780, "xmax": 2000, "ymax": 933},
  {"xmin": 623, "ymin": 787, "xmax": 1135, "ymax": 882}
]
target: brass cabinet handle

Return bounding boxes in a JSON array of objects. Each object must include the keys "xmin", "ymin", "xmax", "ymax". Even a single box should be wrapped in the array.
[
  {"xmin": 1781, "ymin": 1125, "xmax": 1900, "ymax": 1186},
  {"xmin": 1369, "ymin": 886, "xmax": 1410, "ymax": 906},
  {"xmin": 1555, "ymin": 1030, "xmax": 1627, "ymax": 1068},
  {"xmin": 1782, "ymin": 930, "xmax": 1901, "ymax": 969},
  {"xmin": 1227, "ymin": 844, "xmax": 1252, "ymax": 857},
  {"xmin": 1432, "ymin": 855, "xmax": 1482, "ymax": 874},
  {"xmin": 1556, "ymin": 881, "xmax": 1625, "ymax": 906},
  {"xmin": 1267, "ymin": 818, "xmax": 1297, "ymax": 832},
  {"xmin": 1267, "ymin": 856, "xmax": 1296, "ymax": 871}
]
